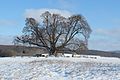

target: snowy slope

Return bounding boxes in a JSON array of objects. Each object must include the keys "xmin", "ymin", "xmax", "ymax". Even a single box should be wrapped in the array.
[{"xmin": 0, "ymin": 56, "xmax": 120, "ymax": 80}]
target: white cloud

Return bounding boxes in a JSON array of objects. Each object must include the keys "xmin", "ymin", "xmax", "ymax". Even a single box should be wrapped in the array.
[
  {"xmin": 94, "ymin": 28, "xmax": 120, "ymax": 39},
  {"xmin": 0, "ymin": 20, "xmax": 17, "ymax": 26},
  {"xmin": 89, "ymin": 27, "xmax": 120, "ymax": 51},
  {"xmin": 89, "ymin": 38, "xmax": 120, "ymax": 51},
  {"xmin": 24, "ymin": 8, "xmax": 72, "ymax": 21},
  {"xmin": 0, "ymin": 35, "xmax": 13, "ymax": 45}
]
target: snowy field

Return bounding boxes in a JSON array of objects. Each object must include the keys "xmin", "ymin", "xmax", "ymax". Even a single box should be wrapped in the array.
[{"xmin": 0, "ymin": 56, "xmax": 120, "ymax": 80}]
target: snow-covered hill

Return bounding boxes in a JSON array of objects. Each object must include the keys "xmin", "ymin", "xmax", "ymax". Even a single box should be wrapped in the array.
[{"xmin": 0, "ymin": 56, "xmax": 120, "ymax": 80}]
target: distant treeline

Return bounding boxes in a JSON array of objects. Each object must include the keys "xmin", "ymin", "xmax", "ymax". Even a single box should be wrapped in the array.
[
  {"xmin": 0, "ymin": 45, "xmax": 120, "ymax": 58},
  {"xmin": 0, "ymin": 45, "xmax": 45, "ymax": 57}
]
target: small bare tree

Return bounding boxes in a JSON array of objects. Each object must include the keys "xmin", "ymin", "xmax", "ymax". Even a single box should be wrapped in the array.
[{"xmin": 14, "ymin": 11, "xmax": 92, "ymax": 56}]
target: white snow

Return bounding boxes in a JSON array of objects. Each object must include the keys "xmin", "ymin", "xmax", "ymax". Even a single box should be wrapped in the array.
[{"xmin": 0, "ymin": 56, "xmax": 120, "ymax": 80}]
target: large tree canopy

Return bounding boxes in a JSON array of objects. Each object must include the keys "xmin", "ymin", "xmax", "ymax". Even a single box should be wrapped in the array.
[{"xmin": 14, "ymin": 11, "xmax": 92, "ymax": 56}]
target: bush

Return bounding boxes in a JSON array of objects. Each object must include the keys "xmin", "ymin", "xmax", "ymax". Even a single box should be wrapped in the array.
[{"xmin": 0, "ymin": 49, "xmax": 16, "ymax": 57}]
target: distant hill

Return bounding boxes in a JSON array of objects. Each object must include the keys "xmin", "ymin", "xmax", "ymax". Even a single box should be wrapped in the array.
[
  {"xmin": 0, "ymin": 45, "xmax": 120, "ymax": 58},
  {"xmin": 79, "ymin": 50, "xmax": 120, "ymax": 58},
  {"xmin": 0, "ymin": 45, "xmax": 46, "ymax": 57},
  {"xmin": 111, "ymin": 51, "xmax": 120, "ymax": 54}
]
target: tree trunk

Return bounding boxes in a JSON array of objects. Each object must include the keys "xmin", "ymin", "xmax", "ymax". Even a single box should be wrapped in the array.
[
  {"xmin": 49, "ymin": 49, "xmax": 57, "ymax": 56},
  {"xmin": 49, "ymin": 43, "xmax": 57, "ymax": 56}
]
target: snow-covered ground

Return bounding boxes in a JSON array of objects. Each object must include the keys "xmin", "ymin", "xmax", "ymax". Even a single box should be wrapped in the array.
[{"xmin": 0, "ymin": 56, "xmax": 120, "ymax": 80}]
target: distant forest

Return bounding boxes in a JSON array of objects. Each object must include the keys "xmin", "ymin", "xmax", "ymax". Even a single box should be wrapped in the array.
[{"xmin": 0, "ymin": 45, "xmax": 120, "ymax": 58}]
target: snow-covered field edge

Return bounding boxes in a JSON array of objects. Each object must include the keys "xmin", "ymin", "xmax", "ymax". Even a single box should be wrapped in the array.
[{"xmin": 0, "ymin": 55, "xmax": 120, "ymax": 80}]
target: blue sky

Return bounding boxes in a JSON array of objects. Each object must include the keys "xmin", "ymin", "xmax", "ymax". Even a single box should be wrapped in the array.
[{"xmin": 0, "ymin": 0, "xmax": 120, "ymax": 51}]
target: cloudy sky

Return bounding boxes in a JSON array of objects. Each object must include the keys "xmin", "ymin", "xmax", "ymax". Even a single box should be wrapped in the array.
[{"xmin": 0, "ymin": 0, "xmax": 120, "ymax": 51}]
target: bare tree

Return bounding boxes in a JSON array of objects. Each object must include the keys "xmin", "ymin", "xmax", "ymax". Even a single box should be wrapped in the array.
[{"xmin": 15, "ymin": 11, "xmax": 92, "ymax": 56}]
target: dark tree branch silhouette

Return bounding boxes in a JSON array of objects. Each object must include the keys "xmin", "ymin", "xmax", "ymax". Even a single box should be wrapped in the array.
[{"xmin": 14, "ymin": 11, "xmax": 92, "ymax": 56}]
